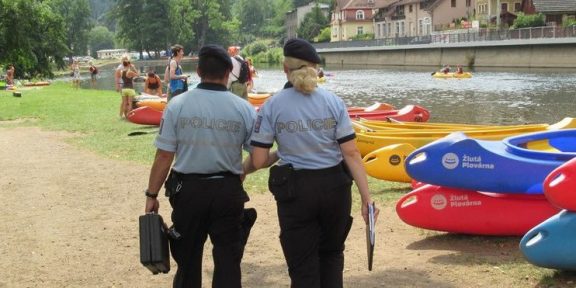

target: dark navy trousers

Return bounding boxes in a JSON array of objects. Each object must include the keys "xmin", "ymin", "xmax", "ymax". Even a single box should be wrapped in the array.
[
  {"xmin": 275, "ymin": 165, "xmax": 353, "ymax": 288},
  {"xmin": 168, "ymin": 174, "xmax": 248, "ymax": 288}
]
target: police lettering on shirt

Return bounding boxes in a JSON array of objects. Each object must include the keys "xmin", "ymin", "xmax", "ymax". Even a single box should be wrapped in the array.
[
  {"xmin": 178, "ymin": 116, "xmax": 241, "ymax": 133},
  {"xmin": 275, "ymin": 118, "xmax": 336, "ymax": 134}
]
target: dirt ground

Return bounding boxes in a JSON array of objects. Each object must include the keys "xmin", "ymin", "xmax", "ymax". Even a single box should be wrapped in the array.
[{"xmin": 0, "ymin": 126, "xmax": 572, "ymax": 288}]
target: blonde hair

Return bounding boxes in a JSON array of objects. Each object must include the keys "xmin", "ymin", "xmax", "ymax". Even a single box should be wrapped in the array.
[{"xmin": 284, "ymin": 56, "xmax": 318, "ymax": 94}]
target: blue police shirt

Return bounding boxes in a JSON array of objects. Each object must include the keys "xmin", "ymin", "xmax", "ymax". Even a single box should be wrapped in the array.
[
  {"xmin": 155, "ymin": 83, "xmax": 256, "ymax": 174},
  {"xmin": 250, "ymin": 82, "xmax": 355, "ymax": 169}
]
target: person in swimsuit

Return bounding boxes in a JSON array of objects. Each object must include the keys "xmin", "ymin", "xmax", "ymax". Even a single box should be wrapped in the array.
[{"xmin": 144, "ymin": 68, "xmax": 163, "ymax": 96}]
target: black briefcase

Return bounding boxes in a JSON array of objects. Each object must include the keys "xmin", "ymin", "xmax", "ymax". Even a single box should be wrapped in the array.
[{"xmin": 139, "ymin": 213, "xmax": 170, "ymax": 274}]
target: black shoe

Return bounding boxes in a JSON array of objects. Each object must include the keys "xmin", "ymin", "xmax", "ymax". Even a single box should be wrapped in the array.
[{"xmin": 241, "ymin": 208, "xmax": 257, "ymax": 246}]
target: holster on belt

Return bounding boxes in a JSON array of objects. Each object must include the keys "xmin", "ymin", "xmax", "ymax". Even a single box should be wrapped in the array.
[
  {"xmin": 164, "ymin": 170, "xmax": 182, "ymax": 198},
  {"xmin": 268, "ymin": 164, "xmax": 296, "ymax": 202}
]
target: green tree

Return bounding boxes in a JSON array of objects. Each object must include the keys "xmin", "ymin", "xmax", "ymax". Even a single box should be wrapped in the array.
[
  {"xmin": 297, "ymin": 3, "xmax": 329, "ymax": 42},
  {"xmin": 0, "ymin": 0, "xmax": 68, "ymax": 78},
  {"xmin": 142, "ymin": 0, "xmax": 172, "ymax": 58},
  {"xmin": 114, "ymin": 0, "xmax": 172, "ymax": 59},
  {"xmin": 89, "ymin": 26, "xmax": 115, "ymax": 58},
  {"xmin": 51, "ymin": 0, "xmax": 93, "ymax": 60},
  {"xmin": 237, "ymin": 0, "xmax": 269, "ymax": 36},
  {"xmin": 262, "ymin": 0, "xmax": 292, "ymax": 40},
  {"xmin": 113, "ymin": 0, "xmax": 146, "ymax": 56}
]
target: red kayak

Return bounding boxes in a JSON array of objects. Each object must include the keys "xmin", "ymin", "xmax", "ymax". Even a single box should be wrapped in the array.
[
  {"xmin": 544, "ymin": 157, "xmax": 576, "ymax": 211},
  {"xmin": 127, "ymin": 106, "xmax": 163, "ymax": 126},
  {"xmin": 348, "ymin": 105, "xmax": 429, "ymax": 122},
  {"xmin": 396, "ymin": 184, "xmax": 559, "ymax": 236}
]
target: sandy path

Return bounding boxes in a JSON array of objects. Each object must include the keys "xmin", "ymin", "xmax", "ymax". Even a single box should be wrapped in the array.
[{"xmin": 0, "ymin": 126, "xmax": 541, "ymax": 288}]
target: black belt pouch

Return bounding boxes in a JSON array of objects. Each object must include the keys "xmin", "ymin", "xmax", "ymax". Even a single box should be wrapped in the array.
[
  {"xmin": 268, "ymin": 164, "xmax": 296, "ymax": 202},
  {"xmin": 139, "ymin": 213, "xmax": 170, "ymax": 274}
]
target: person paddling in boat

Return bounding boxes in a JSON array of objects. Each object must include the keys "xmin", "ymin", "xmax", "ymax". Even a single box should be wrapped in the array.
[
  {"xmin": 456, "ymin": 64, "xmax": 464, "ymax": 74},
  {"xmin": 440, "ymin": 64, "xmax": 451, "ymax": 74}
]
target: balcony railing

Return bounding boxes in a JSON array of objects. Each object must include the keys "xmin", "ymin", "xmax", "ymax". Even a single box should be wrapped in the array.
[{"xmin": 313, "ymin": 26, "xmax": 576, "ymax": 50}]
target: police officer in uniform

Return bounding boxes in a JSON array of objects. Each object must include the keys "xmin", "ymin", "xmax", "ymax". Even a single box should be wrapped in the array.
[
  {"xmin": 144, "ymin": 44, "xmax": 277, "ymax": 288},
  {"xmin": 250, "ymin": 38, "xmax": 379, "ymax": 288}
]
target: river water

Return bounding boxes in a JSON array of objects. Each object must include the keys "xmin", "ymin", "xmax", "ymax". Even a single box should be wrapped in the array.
[{"xmin": 78, "ymin": 62, "xmax": 576, "ymax": 125}]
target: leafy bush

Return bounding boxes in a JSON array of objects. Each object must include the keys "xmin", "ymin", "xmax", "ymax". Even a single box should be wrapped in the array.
[
  {"xmin": 563, "ymin": 17, "xmax": 576, "ymax": 28},
  {"xmin": 243, "ymin": 40, "xmax": 269, "ymax": 56},
  {"xmin": 316, "ymin": 27, "xmax": 331, "ymax": 43},
  {"xmin": 512, "ymin": 13, "xmax": 545, "ymax": 29},
  {"xmin": 251, "ymin": 47, "xmax": 283, "ymax": 64}
]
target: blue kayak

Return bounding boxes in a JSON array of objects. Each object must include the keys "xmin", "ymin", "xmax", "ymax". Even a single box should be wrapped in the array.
[
  {"xmin": 405, "ymin": 129, "xmax": 576, "ymax": 193},
  {"xmin": 520, "ymin": 210, "xmax": 576, "ymax": 270}
]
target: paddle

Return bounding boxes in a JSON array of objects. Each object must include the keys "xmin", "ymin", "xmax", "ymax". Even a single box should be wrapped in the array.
[{"xmin": 128, "ymin": 129, "xmax": 158, "ymax": 136}]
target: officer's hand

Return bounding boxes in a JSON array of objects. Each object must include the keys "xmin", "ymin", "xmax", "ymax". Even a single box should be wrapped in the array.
[
  {"xmin": 240, "ymin": 173, "xmax": 246, "ymax": 182},
  {"xmin": 361, "ymin": 202, "xmax": 380, "ymax": 224},
  {"xmin": 145, "ymin": 198, "xmax": 159, "ymax": 213}
]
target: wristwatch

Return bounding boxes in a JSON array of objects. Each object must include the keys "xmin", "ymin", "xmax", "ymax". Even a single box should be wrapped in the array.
[{"xmin": 145, "ymin": 189, "xmax": 158, "ymax": 199}]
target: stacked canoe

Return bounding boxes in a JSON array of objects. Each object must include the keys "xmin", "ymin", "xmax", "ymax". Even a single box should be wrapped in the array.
[
  {"xmin": 360, "ymin": 118, "xmax": 576, "ymax": 183},
  {"xmin": 520, "ymin": 157, "xmax": 576, "ymax": 270},
  {"xmin": 395, "ymin": 127, "xmax": 576, "ymax": 236},
  {"xmin": 128, "ymin": 94, "xmax": 167, "ymax": 125}
]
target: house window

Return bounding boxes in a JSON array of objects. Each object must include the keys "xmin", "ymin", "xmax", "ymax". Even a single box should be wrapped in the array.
[
  {"xmin": 466, "ymin": 0, "xmax": 471, "ymax": 7},
  {"xmin": 451, "ymin": 0, "xmax": 456, "ymax": 7},
  {"xmin": 501, "ymin": 3, "xmax": 508, "ymax": 11},
  {"xmin": 357, "ymin": 26, "xmax": 364, "ymax": 35},
  {"xmin": 418, "ymin": 19, "xmax": 423, "ymax": 35},
  {"xmin": 515, "ymin": 2, "xmax": 521, "ymax": 12},
  {"xmin": 409, "ymin": 5, "xmax": 413, "ymax": 13},
  {"xmin": 400, "ymin": 21, "xmax": 405, "ymax": 36},
  {"xmin": 356, "ymin": 10, "xmax": 365, "ymax": 20},
  {"xmin": 395, "ymin": 22, "xmax": 400, "ymax": 36}
]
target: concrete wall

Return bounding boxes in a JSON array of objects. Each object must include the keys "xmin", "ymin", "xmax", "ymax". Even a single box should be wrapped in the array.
[{"xmin": 318, "ymin": 43, "xmax": 576, "ymax": 68}]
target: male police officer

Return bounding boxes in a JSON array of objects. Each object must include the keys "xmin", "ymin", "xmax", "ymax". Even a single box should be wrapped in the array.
[{"xmin": 144, "ymin": 44, "xmax": 276, "ymax": 288}]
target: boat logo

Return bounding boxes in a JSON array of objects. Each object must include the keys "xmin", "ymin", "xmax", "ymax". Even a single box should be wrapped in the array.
[
  {"xmin": 389, "ymin": 155, "xmax": 402, "ymax": 166},
  {"xmin": 430, "ymin": 194, "xmax": 447, "ymax": 210},
  {"xmin": 442, "ymin": 153, "xmax": 459, "ymax": 169}
]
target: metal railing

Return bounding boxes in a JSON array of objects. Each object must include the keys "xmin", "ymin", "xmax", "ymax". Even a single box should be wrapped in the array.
[{"xmin": 315, "ymin": 26, "xmax": 576, "ymax": 49}]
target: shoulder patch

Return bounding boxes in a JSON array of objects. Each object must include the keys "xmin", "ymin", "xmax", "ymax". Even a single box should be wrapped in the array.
[{"xmin": 254, "ymin": 115, "xmax": 262, "ymax": 133}]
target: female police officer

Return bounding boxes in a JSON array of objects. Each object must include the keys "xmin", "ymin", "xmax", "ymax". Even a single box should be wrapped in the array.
[
  {"xmin": 250, "ymin": 38, "xmax": 379, "ymax": 288},
  {"xmin": 145, "ymin": 44, "xmax": 277, "ymax": 288}
]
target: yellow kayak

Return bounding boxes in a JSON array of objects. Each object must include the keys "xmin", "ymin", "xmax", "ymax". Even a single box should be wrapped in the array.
[
  {"xmin": 136, "ymin": 99, "xmax": 167, "ymax": 111},
  {"xmin": 357, "ymin": 117, "xmax": 576, "ymax": 156},
  {"xmin": 248, "ymin": 92, "xmax": 272, "ymax": 106},
  {"xmin": 361, "ymin": 117, "xmax": 576, "ymax": 182},
  {"xmin": 352, "ymin": 119, "xmax": 544, "ymax": 132},
  {"xmin": 432, "ymin": 72, "xmax": 472, "ymax": 79}
]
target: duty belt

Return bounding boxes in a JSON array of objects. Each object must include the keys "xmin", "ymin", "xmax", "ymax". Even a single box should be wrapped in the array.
[{"xmin": 174, "ymin": 171, "xmax": 238, "ymax": 180}]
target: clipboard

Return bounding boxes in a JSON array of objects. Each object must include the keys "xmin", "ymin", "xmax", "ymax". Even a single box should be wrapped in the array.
[{"xmin": 366, "ymin": 202, "xmax": 375, "ymax": 271}]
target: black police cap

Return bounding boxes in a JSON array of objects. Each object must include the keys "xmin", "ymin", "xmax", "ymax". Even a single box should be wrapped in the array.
[
  {"xmin": 283, "ymin": 38, "xmax": 321, "ymax": 64},
  {"xmin": 198, "ymin": 45, "xmax": 233, "ymax": 70}
]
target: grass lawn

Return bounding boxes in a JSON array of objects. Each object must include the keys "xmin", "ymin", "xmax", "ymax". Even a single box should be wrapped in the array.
[{"xmin": 0, "ymin": 83, "xmax": 411, "ymax": 205}]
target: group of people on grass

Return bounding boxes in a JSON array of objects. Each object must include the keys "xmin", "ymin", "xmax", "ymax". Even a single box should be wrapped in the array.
[
  {"xmin": 143, "ymin": 39, "xmax": 379, "ymax": 288},
  {"xmin": 115, "ymin": 44, "xmax": 259, "ymax": 119}
]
